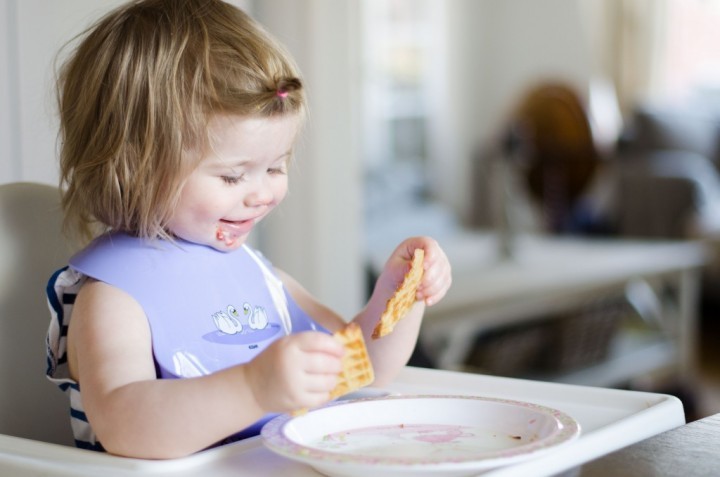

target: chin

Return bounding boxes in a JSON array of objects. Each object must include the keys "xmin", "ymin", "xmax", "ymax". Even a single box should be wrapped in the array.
[{"xmin": 212, "ymin": 235, "xmax": 249, "ymax": 252}]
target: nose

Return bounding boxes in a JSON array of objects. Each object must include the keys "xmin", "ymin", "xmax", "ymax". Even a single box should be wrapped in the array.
[{"xmin": 243, "ymin": 176, "xmax": 274, "ymax": 208}]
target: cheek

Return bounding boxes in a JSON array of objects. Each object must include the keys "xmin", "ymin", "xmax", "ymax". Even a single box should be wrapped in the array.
[
  {"xmin": 274, "ymin": 178, "xmax": 289, "ymax": 203},
  {"xmin": 176, "ymin": 186, "xmax": 226, "ymax": 222}
]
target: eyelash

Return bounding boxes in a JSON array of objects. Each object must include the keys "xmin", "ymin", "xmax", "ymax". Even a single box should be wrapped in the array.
[
  {"xmin": 221, "ymin": 168, "xmax": 286, "ymax": 185},
  {"xmin": 221, "ymin": 175, "xmax": 244, "ymax": 185}
]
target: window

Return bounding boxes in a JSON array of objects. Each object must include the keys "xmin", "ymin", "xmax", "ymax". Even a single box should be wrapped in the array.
[
  {"xmin": 361, "ymin": 0, "xmax": 439, "ymax": 217},
  {"xmin": 657, "ymin": 0, "xmax": 720, "ymax": 106}
]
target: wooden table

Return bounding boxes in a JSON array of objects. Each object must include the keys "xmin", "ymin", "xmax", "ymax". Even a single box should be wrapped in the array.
[{"xmin": 558, "ymin": 413, "xmax": 720, "ymax": 476}]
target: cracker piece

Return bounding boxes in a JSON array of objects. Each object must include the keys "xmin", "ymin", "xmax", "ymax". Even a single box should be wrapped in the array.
[
  {"xmin": 330, "ymin": 322, "xmax": 375, "ymax": 399},
  {"xmin": 372, "ymin": 248, "xmax": 425, "ymax": 339},
  {"xmin": 291, "ymin": 323, "xmax": 374, "ymax": 416}
]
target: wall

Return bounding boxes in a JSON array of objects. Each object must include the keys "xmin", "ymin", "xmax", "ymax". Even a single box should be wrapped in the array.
[
  {"xmin": 0, "ymin": 0, "xmax": 363, "ymax": 316},
  {"xmin": 0, "ymin": 1, "xmax": 17, "ymax": 182},
  {"xmin": 0, "ymin": 0, "xmax": 597, "ymax": 315},
  {"xmin": 253, "ymin": 0, "xmax": 365, "ymax": 317},
  {"xmin": 437, "ymin": 0, "xmax": 594, "ymax": 221},
  {"xmin": 0, "ymin": 0, "xmax": 128, "ymax": 186}
]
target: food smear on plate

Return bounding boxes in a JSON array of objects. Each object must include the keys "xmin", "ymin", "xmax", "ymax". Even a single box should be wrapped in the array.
[{"xmin": 315, "ymin": 423, "xmax": 534, "ymax": 458}]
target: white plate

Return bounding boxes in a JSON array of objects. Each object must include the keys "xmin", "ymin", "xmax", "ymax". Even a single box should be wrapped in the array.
[{"xmin": 261, "ymin": 394, "xmax": 581, "ymax": 477}]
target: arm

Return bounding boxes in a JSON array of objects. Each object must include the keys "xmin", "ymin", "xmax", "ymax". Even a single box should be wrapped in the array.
[
  {"xmin": 280, "ymin": 236, "xmax": 452, "ymax": 387},
  {"xmin": 67, "ymin": 279, "xmax": 343, "ymax": 458}
]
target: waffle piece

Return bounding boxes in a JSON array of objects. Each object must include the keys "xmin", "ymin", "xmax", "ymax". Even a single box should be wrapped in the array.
[
  {"xmin": 330, "ymin": 322, "xmax": 375, "ymax": 399},
  {"xmin": 291, "ymin": 323, "xmax": 374, "ymax": 416},
  {"xmin": 372, "ymin": 248, "xmax": 425, "ymax": 339}
]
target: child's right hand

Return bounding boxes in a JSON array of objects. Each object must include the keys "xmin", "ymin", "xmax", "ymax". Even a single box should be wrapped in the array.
[{"xmin": 243, "ymin": 331, "xmax": 344, "ymax": 413}]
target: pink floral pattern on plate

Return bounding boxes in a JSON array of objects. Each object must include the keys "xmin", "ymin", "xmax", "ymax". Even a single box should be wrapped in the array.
[{"xmin": 261, "ymin": 394, "xmax": 580, "ymax": 474}]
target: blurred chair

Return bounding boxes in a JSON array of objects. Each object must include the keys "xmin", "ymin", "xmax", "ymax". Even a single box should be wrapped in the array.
[
  {"xmin": 0, "ymin": 182, "xmax": 78, "ymax": 446},
  {"xmin": 613, "ymin": 151, "xmax": 715, "ymax": 239},
  {"xmin": 607, "ymin": 102, "xmax": 720, "ymax": 240},
  {"xmin": 595, "ymin": 103, "xmax": 720, "ymax": 300}
]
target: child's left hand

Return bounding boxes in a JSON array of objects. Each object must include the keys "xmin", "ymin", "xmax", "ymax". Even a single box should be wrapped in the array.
[{"xmin": 381, "ymin": 236, "xmax": 452, "ymax": 307}]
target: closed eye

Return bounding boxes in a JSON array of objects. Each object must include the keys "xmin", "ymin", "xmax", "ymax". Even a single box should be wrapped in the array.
[
  {"xmin": 267, "ymin": 167, "xmax": 287, "ymax": 175},
  {"xmin": 221, "ymin": 175, "xmax": 244, "ymax": 185}
]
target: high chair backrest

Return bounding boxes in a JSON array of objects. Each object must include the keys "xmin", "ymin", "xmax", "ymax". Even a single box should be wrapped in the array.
[{"xmin": 0, "ymin": 182, "xmax": 78, "ymax": 446}]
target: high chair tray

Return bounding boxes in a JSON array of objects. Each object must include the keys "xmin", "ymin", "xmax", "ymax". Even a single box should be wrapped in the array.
[{"xmin": 0, "ymin": 366, "xmax": 684, "ymax": 477}]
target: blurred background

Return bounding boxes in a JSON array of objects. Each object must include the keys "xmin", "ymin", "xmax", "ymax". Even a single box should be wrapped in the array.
[{"xmin": 2, "ymin": 0, "xmax": 720, "ymax": 419}]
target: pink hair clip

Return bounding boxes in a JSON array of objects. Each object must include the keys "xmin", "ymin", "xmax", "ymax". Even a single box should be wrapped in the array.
[{"xmin": 276, "ymin": 90, "xmax": 289, "ymax": 99}]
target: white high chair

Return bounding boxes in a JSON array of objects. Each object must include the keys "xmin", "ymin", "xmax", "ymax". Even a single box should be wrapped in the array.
[
  {"xmin": 0, "ymin": 182, "xmax": 225, "ymax": 477},
  {"xmin": 0, "ymin": 182, "xmax": 77, "ymax": 446}
]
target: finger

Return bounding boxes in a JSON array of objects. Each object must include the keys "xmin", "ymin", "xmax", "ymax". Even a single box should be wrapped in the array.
[
  {"xmin": 300, "ymin": 352, "xmax": 344, "ymax": 375},
  {"xmin": 303, "ymin": 372, "xmax": 340, "ymax": 394},
  {"xmin": 418, "ymin": 258, "xmax": 450, "ymax": 290},
  {"xmin": 423, "ymin": 243, "xmax": 449, "ymax": 272},
  {"xmin": 294, "ymin": 331, "xmax": 345, "ymax": 357},
  {"xmin": 297, "ymin": 391, "xmax": 335, "ymax": 411},
  {"xmin": 392, "ymin": 236, "xmax": 433, "ymax": 262},
  {"xmin": 418, "ymin": 268, "xmax": 452, "ymax": 305}
]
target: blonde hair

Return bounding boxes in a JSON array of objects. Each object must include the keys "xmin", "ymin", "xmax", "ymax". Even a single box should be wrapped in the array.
[{"xmin": 57, "ymin": 0, "xmax": 305, "ymax": 242}]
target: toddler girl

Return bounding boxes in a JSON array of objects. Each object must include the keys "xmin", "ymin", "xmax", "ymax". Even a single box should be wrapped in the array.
[{"xmin": 46, "ymin": 0, "xmax": 451, "ymax": 459}]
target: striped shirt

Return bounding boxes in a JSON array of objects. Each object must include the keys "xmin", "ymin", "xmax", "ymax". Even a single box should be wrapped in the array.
[{"xmin": 46, "ymin": 266, "xmax": 104, "ymax": 451}]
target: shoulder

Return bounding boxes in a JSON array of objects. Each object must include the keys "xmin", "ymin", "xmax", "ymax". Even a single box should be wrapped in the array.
[
  {"xmin": 65, "ymin": 277, "xmax": 152, "ymax": 383},
  {"xmin": 72, "ymin": 278, "xmax": 150, "ymax": 339}
]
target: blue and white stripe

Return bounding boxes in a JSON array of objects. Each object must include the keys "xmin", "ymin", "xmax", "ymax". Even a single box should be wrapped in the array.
[{"xmin": 46, "ymin": 267, "xmax": 104, "ymax": 451}]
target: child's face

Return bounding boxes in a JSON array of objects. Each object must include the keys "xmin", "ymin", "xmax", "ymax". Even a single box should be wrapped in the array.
[{"xmin": 167, "ymin": 114, "xmax": 299, "ymax": 251}]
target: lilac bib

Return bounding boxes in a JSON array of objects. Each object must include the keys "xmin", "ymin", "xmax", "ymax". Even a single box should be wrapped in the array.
[{"xmin": 70, "ymin": 233, "xmax": 324, "ymax": 379}]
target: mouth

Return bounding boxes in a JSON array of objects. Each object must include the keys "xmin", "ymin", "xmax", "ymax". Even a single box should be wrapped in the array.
[{"xmin": 216, "ymin": 218, "xmax": 256, "ymax": 246}]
